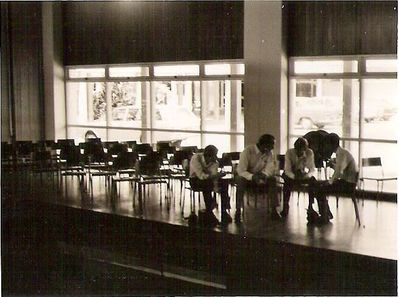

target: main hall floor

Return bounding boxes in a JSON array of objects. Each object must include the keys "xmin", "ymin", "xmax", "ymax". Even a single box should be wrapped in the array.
[{"xmin": 24, "ymin": 174, "xmax": 397, "ymax": 261}]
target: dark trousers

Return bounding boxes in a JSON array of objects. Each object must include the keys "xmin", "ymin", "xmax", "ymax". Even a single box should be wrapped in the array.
[
  {"xmin": 314, "ymin": 179, "xmax": 356, "ymax": 218},
  {"xmin": 189, "ymin": 177, "xmax": 230, "ymax": 212},
  {"xmin": 282, "ymin": 174, "xmax": 317, "ymax": 209},
  {"xmin": 235, "ymin": 175, "xmax": 278, "ymax": 211}
]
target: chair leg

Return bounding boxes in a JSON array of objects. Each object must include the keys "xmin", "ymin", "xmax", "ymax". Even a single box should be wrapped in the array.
[
  {"xmin": 352, "ymin": 197, "xmax": 361, "ymax": 226},
  {"xmin": 336, "ymin": 196, "xmax": 339, "ymax": 208}
]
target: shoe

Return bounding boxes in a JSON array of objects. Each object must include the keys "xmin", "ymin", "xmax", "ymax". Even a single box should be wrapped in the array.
[
  {"xmin": 234, "ymin": 210, "xmax": 241, "ymax": 222},
  {"xmin": 307, "ymin": 208, "xmax": 320, "ymax": 224},
  {"xmin": 328, "ymin": 209, "xmax": 334, "ymax": 220},
  {"xmin": 271, "ymin": 209, "xmax": 282, "ymax": 220},
  {"xmin": 221, "ymin": 212, "xmax": 232, "ymax": 224},
  {"xmin": 316, "ymin": 216, "xmax": 330, "ymax": 225},
  {"xmin": 280, "ymin": 207, "xmax": 289, "ymax": 218}
]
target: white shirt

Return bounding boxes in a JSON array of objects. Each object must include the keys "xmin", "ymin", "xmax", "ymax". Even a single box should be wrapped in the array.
[
  {"xmin": 284, "ymin": 148, "xmax": 316, "ymax": 179},
  {"xmin": 189, "ymin": 152, "xmax": 219, "ymax": 180},
  {"xmin": 236, "ymin": 144, "xmax": 275, "ymax": 181},
  {"xmin": 330, "ymin": 146, "xmax": 358, "ymax": 184}
]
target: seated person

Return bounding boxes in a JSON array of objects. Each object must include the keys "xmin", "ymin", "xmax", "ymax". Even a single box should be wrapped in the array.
[
  {"xmin": 189, "ymin": 145, "xmax": 232, "ymax": 225},
  {"xmin": 235, "ymin": 134, "xmax": 280, "ymax": 221},
  {"xmin": 281, "ymin": 137, "xmax": 317, "ymax": 217},
  {"xmin": 314, "ymin": 133, "xmax": 358, "ymax": 224}
]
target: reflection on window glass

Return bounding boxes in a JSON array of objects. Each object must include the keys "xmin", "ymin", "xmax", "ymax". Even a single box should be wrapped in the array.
[
  {"xmin": 290, "ymin": 79, "xmax": 359, "ymax": 137},
  {"xmin": 154, "ymin": 65, "xmax": 199, "ymax": 76},
  {"xmin": 294, "ymin": 60, "xmax": 357, "ymax": 74},
  {"xmin": 362, "ymin": 79, "xmax": 397, "ymax": 140},
  {"xmin": 69, "ymin": 68, "xmax": 105, "ymax": 78},
  {"xmin": 205, "ymin": 63, "xmax": 245, "ymax": 75},
  {"xmin": 66, "ymin": 82, "xmax": 106, "ymax": 125},
  {"xmin": 152, "ymin": 81, "xmax": 201, "ymax": 131},
  {"xmin": 110, "ymin": 82, "xmax": 142, "ymax": 127},
  {"xmin": 152, "ymin": 131, "xmax": 201, "ymax": 149},
  {"xmin": 366, "ymin": 59, "xmax": 397, "ymax": 73},
  {"xmin": 202, "ymin": 80, "xmax": 244, "ymax": 133},
  {"xmin": 109, "ymin": 66, "xmax": 149, "ymax": 77},
  {"xmin": 203, "ymin": 133, "xmax": 244, "ymax": 155}
]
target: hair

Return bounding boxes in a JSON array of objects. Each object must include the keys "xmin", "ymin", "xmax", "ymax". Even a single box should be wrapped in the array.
[
  {"xmin": 328, "ymin": 133, "xmax": 340, "ymax": 149},
  {"xmin": 258, "ymin": 134, "xmax": 275, "ymax": 146},
  {"xmin": 203, "ymin": 145, "xmax": 218, "ymax": 158},
  {"xmin": 294, "ymin": 137, "xmax": 308, "ymax": 150}
]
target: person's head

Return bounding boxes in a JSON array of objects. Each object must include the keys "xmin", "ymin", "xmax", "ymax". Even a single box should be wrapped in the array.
[
  {"xmin": 294, "ymin": 137, "xmax": 308, "ymax": 156},
  {"xmin": 203, "ymin": 145, "xmax": 218, "ymax": 164},
  {"xmin": 328, "ymin": 133, "xmax": 340, "ymax": 152},
  {"xmin": 257, "ymin": 134, "xmax": 275, "ymax": 154}
]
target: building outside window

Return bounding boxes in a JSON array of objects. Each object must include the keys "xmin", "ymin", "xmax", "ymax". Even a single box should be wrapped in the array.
[
  {"xmin": 65, "ymin": 61, "xmax": 244, "ymax": 155},
  {"xmin": 289, "ymin": 56, "xmax": 397, "ymax": 193}
]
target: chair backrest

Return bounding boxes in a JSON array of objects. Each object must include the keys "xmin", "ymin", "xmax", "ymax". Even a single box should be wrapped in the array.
[
  {"xmin": 80, "ymin": 141, "xmax": 105, "ymax": 163},
  {"xmin": 134, "ymin": 143, "xmax": 153, "ymax": 155},
  {"xmin": 180, "ymin": 146, "xmax": 198, "ymax": 155},
  {"xmin": 16, "ymin": 141, "xmax": 33, "ymax": 156},
  {"xmin": 362, "ymin": 157, "xmax": 382, "ymax": 167},
  {"xmin": 170, "ymin": 150, "xmax": 193, "ymax": 166},
  {"xmin": 103, "ymin": 141, "xmax": 119, "ymax": 149},
  {"xmin": 138, "ymin": 151, "xmax": 162, "ymax": 175},
  {"xmin": 1, "ymin": 143, "xmax": 13, "ymax": 159},
  {"xmin": 361, "ymin": 157, "xmax": 384, "ymax": 178},
  {"xmin": 108, "ymin": 142, "xmax": 128, "ymax": 155},
  {"xmin": 124, "ymin": 141, "xmax": 137, "ymax": 149},
  {"xmin": 113, "ymin": 151, "xmax": 138, "ymax": 170}
]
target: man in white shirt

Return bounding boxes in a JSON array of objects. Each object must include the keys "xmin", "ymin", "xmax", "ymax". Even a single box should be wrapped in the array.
[
  {"xmin": 315, "ymin": 133, "xmax": 358, "ymax": 223},
  {"xmin": 189, "ymin": 145, "xmax": 231, "ymax": 225},
  {"xmin": 235, "ymin": 134, "xmax": 280, "ymax": 221},
  {"xmin": 281, "ymin": 137, "xmax": 317, "ymax": 217}
]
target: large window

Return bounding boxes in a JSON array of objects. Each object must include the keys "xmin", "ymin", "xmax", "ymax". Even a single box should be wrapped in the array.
[
  {"xmin": 289, "ymin": 56, "xmax": 397, "ymax": 193},
  {"xmin": 65, "ymin": 61, "xmax": 244, "ymax": 154}
]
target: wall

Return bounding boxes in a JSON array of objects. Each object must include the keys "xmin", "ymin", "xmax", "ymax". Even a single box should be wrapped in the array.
[
  {"xmin": 62, "ymin": 1, "xmax": 244, "ymax": 65},
  {"xmin": 288, "ymin": 1, "xmax": 398, "ymax": 56}
]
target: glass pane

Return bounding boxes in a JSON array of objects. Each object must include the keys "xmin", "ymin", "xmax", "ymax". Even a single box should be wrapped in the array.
[
  {"xmin": 69, "ymin": 68, "xmax": 105, "ymax": 78},
  {"xmin": 361, "ymin": 142, "xmax": 397, "ymax": 193},
  {"xmin": 108, "ymin": 128, "xmax": 142, "ymax": 142},
  {"xmin": 202, "ymin": 133, "xmax": 244, "ymax": 156},
  {"xmin": 154, "ymin": 65, "xmax": 199, "ymax": 76},
  {"xmin": 205, "ymin": 63, "xmax": 245, "ymax": 75},
  {"xmin": 67, "ymin": 127, "xmax": 107, "ymax": 144},
  {"xmin": 152, "ymin": 81, "xmax": 201, "ymax": 131},
  {"xmin": 152, "ymin": 131, "xmax": 201, "ymax": 149},
  {"xmin": 109, "ymin": 66, "xmax": 149, "ymax": 77},
  {"xmin": 362, "ymin": 79, "xmax": 398, "ymax": 140},
  {"xmin": 366, "ymin": 59, "xmax": 398, "ymax": 73},
  {"xmin": 202, "ymin": 80, "xmax": 244, "ymax": 133},
  {"xmin": 290, "ymin": 79, "xmax": 359, "ymax": 138},
  {"xmin": 66, "ymin": 82, "xmax": 107, "ymax": 126},
  {"xmin": 110, "ymin": 82, "xmax": 143, "ymax": 128},
  {"xmin": 294, "ymin": 60, "xmax": 358, "ymax": 74}
]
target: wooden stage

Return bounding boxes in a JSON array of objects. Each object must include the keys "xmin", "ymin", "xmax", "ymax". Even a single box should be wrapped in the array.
[{"xmin": 2, "ymin": 172, "xmax": 397, "ymax": 295}]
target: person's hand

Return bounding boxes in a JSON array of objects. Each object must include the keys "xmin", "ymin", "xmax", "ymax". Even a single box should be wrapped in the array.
[{"xmin": 252, "ymin": 172, "xmax": 266, "ymax": 184}]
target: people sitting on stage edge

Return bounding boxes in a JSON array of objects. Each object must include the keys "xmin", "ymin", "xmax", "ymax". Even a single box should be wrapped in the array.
[
  {"xmin": 189, "ymin": 145, "xmax": 232, "ymax": 226},
  {"xmin": 235, "ymin": 134, "xmax": 280, "ymax": 222},
  {"xmin": 314, "ymin": 133, "xmax": 358, "ymax": 224},
  {"xmin": 281, "ymin": 137, "xmax": 317, "ymax": 218}
]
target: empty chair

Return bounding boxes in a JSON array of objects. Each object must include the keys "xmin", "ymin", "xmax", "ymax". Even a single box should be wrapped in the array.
[
  {"xmin": 360, "ymin": 157, "xmax": 397, "ymax": 194},
  {"xmin": 134, "ymin": 143, "xmax": 153, "ymax": 156}
]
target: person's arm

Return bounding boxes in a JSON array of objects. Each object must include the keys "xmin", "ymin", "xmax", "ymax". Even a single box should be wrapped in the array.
[
  {"xmin": 236, "ymin": 150, "xmax": 253, "ymax": 181},
  {"xmin": 305, "ymin": 149, "xmax": 316, "ymax": 178},
  {"xmin": 330, "ymin": 150, "xmax": 346, "ymax": 184},
  {"xmin": 190, "ymin": 155, "xmax": 209, "ymax": 180},
  {"xmin": 284, "ymin": 150, "xmax": 295, "ymax": 179}
]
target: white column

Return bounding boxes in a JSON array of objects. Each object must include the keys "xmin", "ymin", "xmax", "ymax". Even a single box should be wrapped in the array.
[
  {"xmin": 244, "ymin": 0, "xmax": 288, "ymax": 154},
  {"xmin": 42, "ymin": 2, "xmax": 66, "ymax": 140}
]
